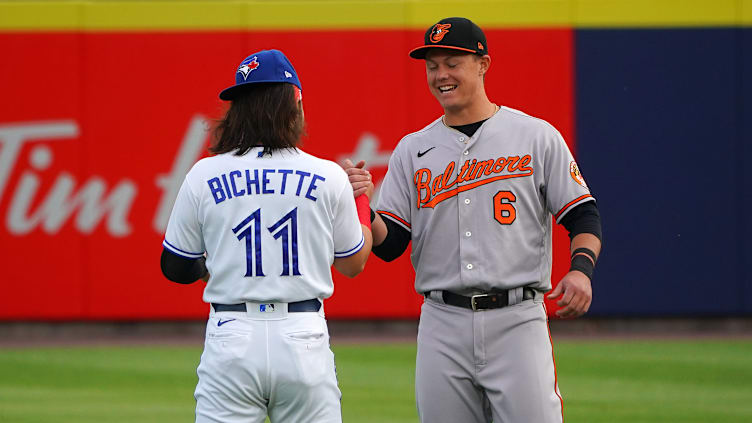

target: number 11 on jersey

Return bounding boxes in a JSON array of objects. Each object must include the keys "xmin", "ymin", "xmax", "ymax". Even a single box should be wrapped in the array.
[{"xmin": 232, "ymin": 208, "xmax": 301, "ymax": 277}]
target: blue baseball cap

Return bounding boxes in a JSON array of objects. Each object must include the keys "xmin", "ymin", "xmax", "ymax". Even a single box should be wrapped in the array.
[{"xmin": 219, "ymin": 49, "xmax": 302, "ymax": 101}]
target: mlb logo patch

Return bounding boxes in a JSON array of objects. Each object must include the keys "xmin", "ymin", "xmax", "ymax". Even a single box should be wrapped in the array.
[{"xmin": 259, "ymin": 304, "xmax": 276, "ymax": 313}]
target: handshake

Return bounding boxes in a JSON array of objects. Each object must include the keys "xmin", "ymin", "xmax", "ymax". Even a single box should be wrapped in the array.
[{"xmin": 341, "ymin": 158, "xmax": 374, "ymax": 199}]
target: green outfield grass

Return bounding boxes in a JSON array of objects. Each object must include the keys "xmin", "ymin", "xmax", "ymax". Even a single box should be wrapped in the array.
[{"xmin": 0, "ymin": 340, "xmax": 751, "ymax": 422}]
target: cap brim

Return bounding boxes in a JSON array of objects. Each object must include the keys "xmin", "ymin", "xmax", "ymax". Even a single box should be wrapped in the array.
[
  {"xmin": 219, "ymin": 84, "xmax": 244, "ymax": 101},
  {"xmin": 408, "ymin": 45, "xmax": 478, "ymax": 59},
  {"xmin": 219, "ymin": 80, "xmax": 302, "ymax": 101}
]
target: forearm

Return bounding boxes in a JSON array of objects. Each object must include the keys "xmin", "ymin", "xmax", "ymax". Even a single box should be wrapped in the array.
[
  {"xmin": 568, "ymin": 233, "xmax": 600, "ymax": 283},
  {"xmin": 570, "ymin": 233, "xmax": 601, "ymax": 260},
  {"xmin": 371, "ymin": 212, "xmax": 388, "ymax": 246},
  {"xmin": 549, "ymin": 232, "xmax": 600, "ymax": 318},
  {"xmin": 561, "ymin": 201, "xmax": 602, "ymax": 274}
]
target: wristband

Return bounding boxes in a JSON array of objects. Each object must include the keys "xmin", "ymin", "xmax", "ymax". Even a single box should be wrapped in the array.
[
  {"xmin": 570, "ymin": 254, "xmax": 594, "ymax": 281},
  {"xmin": 571, "ymin": 247, "xmax": 597, "ymax": 265},
  {"xmin": 355, "ymin": 195, "xmax": 371, "ymax": 230}
]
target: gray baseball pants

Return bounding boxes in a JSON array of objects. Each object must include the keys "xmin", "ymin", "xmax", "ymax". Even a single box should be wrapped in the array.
[{"xmin": 415, "ymin": 292, "xmax": 563, "ymax": 423}]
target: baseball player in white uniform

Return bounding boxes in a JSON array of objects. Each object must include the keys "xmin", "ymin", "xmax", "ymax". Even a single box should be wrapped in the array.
[
  {"xmin": 160, "ymin": 49, "xmax": 374, "ymax": 423},
  {"xmin": 346, "ymin": 18, "xmax": 603, "ymax": 422}
]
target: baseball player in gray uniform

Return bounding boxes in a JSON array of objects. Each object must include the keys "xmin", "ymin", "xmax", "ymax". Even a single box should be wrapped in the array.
[
  {"xmin": 160, "ymin": 49, "xmax": 374, "ymax": 423},
  {"xmin": 346, "ymin": 17, "xmax": 602, "ymax": 422}
]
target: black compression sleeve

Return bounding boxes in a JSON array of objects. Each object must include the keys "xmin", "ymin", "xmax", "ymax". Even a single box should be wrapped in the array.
[
  {"xmin": 372, "ymin": 215, "xmax": 411, "ymax": 262},
  {"xmin": 160, "ymin": 249, "xmax": 208, "ymax": 284},
  {"xmin": 559, "ymin": 201, "xmax": 602, "ymax": 241}
]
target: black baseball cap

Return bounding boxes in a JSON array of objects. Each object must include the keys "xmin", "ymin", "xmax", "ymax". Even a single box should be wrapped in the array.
[{"xmin": 409, "ymin": 17, "xmax": 488, "ymax": 59}]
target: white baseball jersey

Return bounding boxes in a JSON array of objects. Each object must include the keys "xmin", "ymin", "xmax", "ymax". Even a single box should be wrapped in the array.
[
  {"xmin": 377, "ymin": 106, "xmax": 594, "ymax": 294},
  {"xmin": 163, "ymin": 147, "xmax": 364, "ymax": 304}
]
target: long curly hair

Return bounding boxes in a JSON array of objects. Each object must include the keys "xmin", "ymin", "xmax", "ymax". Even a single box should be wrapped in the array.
[{"xmin": 210, "ymin": 83, "xmax": 305, "ymax": 157}]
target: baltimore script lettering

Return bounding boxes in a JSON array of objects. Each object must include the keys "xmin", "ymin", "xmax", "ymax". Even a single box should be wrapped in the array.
[{"xmin": 414, "ymin": 154, "xmax": 533, "ymax": 208}]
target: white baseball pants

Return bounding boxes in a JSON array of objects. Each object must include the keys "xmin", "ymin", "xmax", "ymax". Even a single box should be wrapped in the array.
[{"xmin": 194, "ymin": 304, "xmax": 341, "ymax": 423}]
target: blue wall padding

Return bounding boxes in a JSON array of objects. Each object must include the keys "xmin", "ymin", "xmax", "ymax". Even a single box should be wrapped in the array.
[
  {"xmin": 741, "ymin": 29, "xmax": 752, "ymax": 313},
  {"xmin": 575, "ymin": 28, "xmax": 749, "ymax": 315}
]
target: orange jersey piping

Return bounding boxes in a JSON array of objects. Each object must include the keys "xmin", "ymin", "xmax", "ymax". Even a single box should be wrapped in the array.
[
  {"xmin": 554, "ymin": 194, "xmax": 593, "ymax": 221},
  {"xmin": 377, "ymin": 210, "xmax": 411, "ymax": 229}
]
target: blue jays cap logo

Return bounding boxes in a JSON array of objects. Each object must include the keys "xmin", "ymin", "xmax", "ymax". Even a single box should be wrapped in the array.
[{"xmin": 237, "ymin": 56, "xmax": 260, "ymax": 80}]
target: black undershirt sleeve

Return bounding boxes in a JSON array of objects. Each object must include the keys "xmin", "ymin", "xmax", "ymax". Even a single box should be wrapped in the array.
[
  {"xmin": 559, "ymin": 200, "xmax": 602, "ymax": 241},
  {"xmin": 371, "ymin": 215, "xmax": 411, "ymax": 262},
  {"xmin": 160, "ymin": 249, "xmax": 208, "ymax": 284}
]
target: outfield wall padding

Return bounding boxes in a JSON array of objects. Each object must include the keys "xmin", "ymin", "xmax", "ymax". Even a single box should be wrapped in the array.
[{"xmin": 0, "ymin": 1, "xmax": 749, "ymax": 319}]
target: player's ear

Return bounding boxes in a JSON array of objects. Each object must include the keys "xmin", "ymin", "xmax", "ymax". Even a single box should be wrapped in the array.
[{"xmin": 478, "ymin": 54, "xmax": 491, "ymax": 76}]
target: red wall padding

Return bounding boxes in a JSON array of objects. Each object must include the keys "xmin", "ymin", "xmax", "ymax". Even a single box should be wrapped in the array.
[{"xmin": 0, "ymin": 29, "xmax": 574, "ymax": 319}]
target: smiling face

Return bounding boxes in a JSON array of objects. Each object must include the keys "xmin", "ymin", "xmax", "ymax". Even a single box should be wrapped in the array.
[{"xmin": 424, "ymin": 49, "xmax": 489, "ymax": 113}]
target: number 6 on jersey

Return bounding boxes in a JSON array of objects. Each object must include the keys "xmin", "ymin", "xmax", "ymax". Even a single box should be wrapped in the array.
[{"xmin": 493, "ymin": 191, "xmax": 516, "ymax": 225}]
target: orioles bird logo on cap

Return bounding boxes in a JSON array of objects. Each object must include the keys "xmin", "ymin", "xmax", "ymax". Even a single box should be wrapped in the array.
[
  {"xmin": 430, "ymin": 23, "xmax": 452, "ymax": 43},
  {"xmin": 237, "ymin": 56, "xmax": 260, "ymax": 80}
]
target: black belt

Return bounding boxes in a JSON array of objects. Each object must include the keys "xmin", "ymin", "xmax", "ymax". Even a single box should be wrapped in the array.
[
  {"xmin": 211, "ymin": 298, "xmax": 321, "ymax": 313},
  {"xmin": 437, "ymin": 287, "xmax": 536, "ymax": 311}
]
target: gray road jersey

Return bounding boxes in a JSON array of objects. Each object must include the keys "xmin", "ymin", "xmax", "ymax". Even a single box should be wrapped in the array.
[{"xmin": 377, "ymin": 106, "xmax": 594, "ymax": 294}]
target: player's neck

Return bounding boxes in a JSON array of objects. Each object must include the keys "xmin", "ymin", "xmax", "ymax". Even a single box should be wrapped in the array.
[{"xmin": 442, "ymin": 97, "xmax": 496, "ymax": 126}]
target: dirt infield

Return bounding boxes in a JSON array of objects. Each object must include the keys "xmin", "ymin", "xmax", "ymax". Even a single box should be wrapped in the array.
[{"xmin": 1, "ymin": 317, "xmax": 751, "ymax": 347}]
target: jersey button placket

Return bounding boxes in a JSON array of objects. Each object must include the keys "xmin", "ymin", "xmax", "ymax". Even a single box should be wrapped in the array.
[
  {"xmin": 458, "ymin": 146, "xmax": 475, "ymax": 285},
  {"xmin": 461, "ymin": 197, "xmax": 471, "ymax": 270}
]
